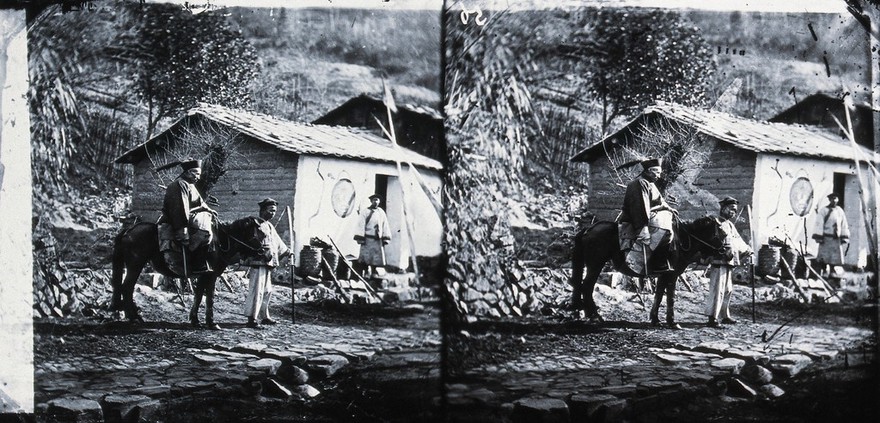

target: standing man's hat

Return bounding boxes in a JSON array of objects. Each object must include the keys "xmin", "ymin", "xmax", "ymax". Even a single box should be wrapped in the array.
[
  {"xmin": 258, "ymin": 198, "xmax": 278, "ymax": 208},
  {"xmin": 180, "ymin": 159, "xmax": 202, "ymax": 170},
  {"xmin": 827, "ymin": 193, "xmax": 839, "ymax": 200},
  {"xmin": 368, "ymin": 194, "xmax": 381, "ymax": 200},
  {"xmin": 641, "ymin": 158, "xmax": 662, "ymax": 169},
  {"xmin": 719, "ymin": 196, "xmax": 739, "ymax": 207}
]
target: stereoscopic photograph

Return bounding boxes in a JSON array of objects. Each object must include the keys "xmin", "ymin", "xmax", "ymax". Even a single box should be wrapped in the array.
[
  {"xmin": 13, "ymin": 0, "xmax": 443, "ymax": 421},
  {"xmin": 1, "ymin": 0, "xmax": 879, "ymax": 422},
  {"xmin": 442, "ymin": 0, "xmax": 879, "ymax": 422}
]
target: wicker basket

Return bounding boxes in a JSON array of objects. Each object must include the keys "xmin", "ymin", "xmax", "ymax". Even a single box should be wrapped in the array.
[
  {"xmin": 297, "ymin": 246, "xmax": 322, "ymax": 278},
  {"xmin": 757, "ymin": 245, "xmax": 781, "ymax": 277}
]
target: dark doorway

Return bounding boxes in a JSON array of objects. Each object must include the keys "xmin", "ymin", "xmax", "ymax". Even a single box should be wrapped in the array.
[
  {"xmin": 833, "ymin": 173, "xmax": 847, "ymax": 207},
  {"xmin": 375, "ymin": 174, "xmax": 390, "ymax": 208}
]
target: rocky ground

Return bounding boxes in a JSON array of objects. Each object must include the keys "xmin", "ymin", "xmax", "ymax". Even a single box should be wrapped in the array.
[
  {"xmin": 32, "ymin": 283, "xmax": 442, "ymax": 422},
  {"xmin": 445, "ymin": 269, "xmax": 879, "ymax": 423}
]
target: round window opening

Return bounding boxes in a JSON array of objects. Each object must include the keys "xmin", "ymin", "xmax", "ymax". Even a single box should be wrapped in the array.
[
  {"xmin": 331, "ymin": 179, "xmax": 356, "ymax": 218},
  {"xmin": 789, "ymin": 177, "xmax": 814, "ymax": 217}
]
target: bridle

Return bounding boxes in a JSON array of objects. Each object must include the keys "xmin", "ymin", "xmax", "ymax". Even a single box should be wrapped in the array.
[
  {"xmin": 675, "ymin": 216, "xmax": 723, "ymax": 254},
  {"xmin": 216, "ymin": 219, "xmax": 262, "ymax": 254}
]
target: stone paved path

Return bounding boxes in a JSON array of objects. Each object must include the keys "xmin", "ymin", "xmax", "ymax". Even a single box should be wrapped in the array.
[
  {"xmin": 446, "ymin": 321, "xmax": 876, "ymax": 423},
  {"xmin": 34, "ymin": 285, "xmax": 441, "ymax": 422}
]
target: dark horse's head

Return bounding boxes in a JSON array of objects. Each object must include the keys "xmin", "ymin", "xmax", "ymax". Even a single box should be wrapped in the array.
[
  {"xmin": 214, "ymin": 216, "xmax": 270, "ymax": 262},
  {"xmin": 677, "ymin": 215, "xmax": 728, "ymax": 258}
]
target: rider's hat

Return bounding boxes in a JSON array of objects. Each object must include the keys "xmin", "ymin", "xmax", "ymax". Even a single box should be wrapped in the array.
[
  {"xmin": 719, "ymin": 196, "xmax": 739, "ymax": 207},
  {"xmin": 640, "ymin": 158, "xmax": 662, "ymax": 169},
  {"xmin": 180, "ymin": 159, "xmax": 202, "ymax": 171},
  {"xmin": 258, "ymin": 198, "xmax": 278, "ymax": 209}
]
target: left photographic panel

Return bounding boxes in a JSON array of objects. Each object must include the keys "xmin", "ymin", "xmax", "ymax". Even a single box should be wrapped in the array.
[
  {"xmin": 23, "ymin": 0, "xmax": 444, "ymax": 421},
  {"xmin": 0, "ymin": 8, "xmax": 34, "ymax": 417}
]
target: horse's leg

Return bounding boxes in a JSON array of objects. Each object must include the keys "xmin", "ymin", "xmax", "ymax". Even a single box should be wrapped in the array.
[
  {"xmin": 569, "ymin": 235, "xmax": 585, "ymax": 312},
  {"xmin": 122, "ymin": 268, "xmax": 144, "ymax": 323},
  {"xmin": 204, "ymin": 275, "xmax": 218, "ymax": 329},
  {"xmin": 649, "ymin": 278, "xmax": 664, "ymax": 325},
  {"xmin": 189, "ymin": 276, "xmax": 204, "ymax": 327},
  {"xmin": 110, "ymin": 241, "xmax": 127, "ymax": 313},
  {"xmin": 584, "ymin": 265, "xmax": 604, "ymax": 323},
  {"xmin": 662, "ymin": 274, "xmax": 678, "ymax": 325}
]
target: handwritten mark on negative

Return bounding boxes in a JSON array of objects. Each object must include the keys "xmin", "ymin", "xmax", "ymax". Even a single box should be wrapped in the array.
[{"xmin": 460, "ymin": 6, "xmax": 487, "ymax": 27}]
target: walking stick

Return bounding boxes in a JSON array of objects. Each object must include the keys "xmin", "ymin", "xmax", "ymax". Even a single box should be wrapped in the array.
[
  {"xmin": 746, "ymin": 206, "xmax": 756, "ymax": 324},
  {"xmin": 287, "ymin": 206, "xmax": 296, "ymax": 325},
  {"xmin": 178, "ymin": 247, "xmax": 189, "ymax": 310}
]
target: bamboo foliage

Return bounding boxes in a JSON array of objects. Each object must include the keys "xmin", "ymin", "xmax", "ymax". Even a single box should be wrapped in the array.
[{"xmin": 444, "ymin": 8, "xmax": 538, "ymax": 319}]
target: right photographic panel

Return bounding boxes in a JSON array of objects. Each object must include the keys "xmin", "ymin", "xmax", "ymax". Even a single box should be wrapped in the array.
[{"xmin": 442, "ymin": 0, "xmax": 879, "ymax": 421}]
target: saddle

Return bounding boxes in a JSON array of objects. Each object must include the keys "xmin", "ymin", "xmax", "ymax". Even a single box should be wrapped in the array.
[
  {"xmin": 158, "ymin": 211, "xmax": 216, "ymax": 276},
  {"xmin": 618, "ymin": 216, "xmax": 678, "ymax": 277}
]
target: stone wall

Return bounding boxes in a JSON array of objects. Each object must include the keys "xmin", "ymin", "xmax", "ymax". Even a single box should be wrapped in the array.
[{"xmin": 32, "ymin": 229, "xmax": 114, "ymax": 318}]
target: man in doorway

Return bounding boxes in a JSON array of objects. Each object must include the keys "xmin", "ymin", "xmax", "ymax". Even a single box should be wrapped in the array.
[
  {"xmin": 812, "ymin": 193, "xmax": 850, "ymax": 276},
  {"xmin": 706, "ymin": 196, "xmax": 753, "ymax": 328},
  {"xmin": 618, "ymin": 158, "xmax": 678, "ymax": 275},
  {"xmin": 158, "ymin": 158, "xmax": 216, "ymax": 275},
  {"xmin": 243, "ymin": 198, "xmax": 291, "ymax": 329},
  {"xmin": 354, "ymin": 194, "xmax": 391, "ymax": 277}
]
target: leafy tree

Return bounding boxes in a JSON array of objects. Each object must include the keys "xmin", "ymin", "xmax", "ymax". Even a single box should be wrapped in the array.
[
  {"xmin": 126, "ymin": 3, "xmax": 259, "ymax": 138},
  {"xmin": 565, "ymin": 8, "xmax": 715, "ymax": 133}
]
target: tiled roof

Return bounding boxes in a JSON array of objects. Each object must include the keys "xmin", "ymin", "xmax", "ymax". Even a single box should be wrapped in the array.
[
  {"xmin": 571, "ymin": 101, "xmax": 879, "ymax": 163},
  {"xmin": 117, "ymin": 104, "xmax": 443, "ymax": 170}
]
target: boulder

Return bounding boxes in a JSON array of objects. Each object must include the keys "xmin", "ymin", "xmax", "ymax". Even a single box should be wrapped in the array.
[
  {"xmin": 511, "ymin": 397, "xmax": 570, "ymax": 423},
  {"xmin": 101, "ymin": 394, "xmax": 152, "ymax": 422},
  {"xmin": 569, "ymin": 394, "xmax": 622, "ymax": 422},
  {"xmin": 759, "ymin": 384, "xmax": 785, "ymax": 398},
  {"xmin": 46, "ymin": 398, "xmax": 104, "ymax": 423},
  {"xmin": 770, "ymin": 354, "xmax": 813, "ymax": 378},
  {"xmin": 294, "ymin": 384, "xmax": 321, "ymax": 398},
  {"xmin": 726, "ymin": 378, "xmax": 757, "ymax": 399},
  {"xmin": 710, "ymin": 358, "xmax": 746, "ymax": 374},
  {"xmin": 247, "ymin": 358, "xmax": 283, "ymax": 376},
  {"xmin": 277, "ymin": 364, "xmax": 310, "ymax": 385},
  {"xmin": 307, "ymin": 354, "xmax": 349, "ymax": 380},
  {"xmin": 262, "ymin": 378, "xmax": 293, "ymax": 400},
  {"xmin": 740, "ymin": 364, "xmax": 774, "ymax": 384}
]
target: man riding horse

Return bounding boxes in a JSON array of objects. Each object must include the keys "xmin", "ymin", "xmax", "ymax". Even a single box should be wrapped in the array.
[
  {"xmin": 158, "ymin": 159, "xmax": 216, "ymax": 275},
  {"xmin": 618, "ymin": 158, "xmax": 678, "ymax": 276}
]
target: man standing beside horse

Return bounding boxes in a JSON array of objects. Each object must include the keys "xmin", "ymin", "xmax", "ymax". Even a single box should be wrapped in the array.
[
  {"xmin": 706, "ymin": 196, "xmax": 752, "ymax": 328},
  {"xmin": 158, "ymin": 158, "xmax": 216, "ymax": 276},
  {"xmin": 243, "ymin": 198, "xmax": 291, "ymax": 329}
]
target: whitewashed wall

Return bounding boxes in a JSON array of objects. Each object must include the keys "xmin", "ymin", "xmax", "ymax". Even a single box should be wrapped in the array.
[
  {"xmin": 753, "ymin": 153, "xmax": 870, "ymax": 267},
  {"xmin": 292, "ymin": 155, "xmax": 442, "ymax": 270}
]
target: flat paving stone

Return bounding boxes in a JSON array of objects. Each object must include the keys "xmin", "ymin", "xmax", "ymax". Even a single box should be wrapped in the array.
[
  {"xmin": 247, "ymin": 358, "xmax": 283, "ymax": 375},
  {"xmin": 711, "ymin": 358, "xmax": 746, "ymax": 374},
  {"xmin": 511, "ymin": 397, "xmax": 570, "ymax": 423},
  {"xmin": 46, "ymin": 398, "xmax": 104, "ymax": 423}
]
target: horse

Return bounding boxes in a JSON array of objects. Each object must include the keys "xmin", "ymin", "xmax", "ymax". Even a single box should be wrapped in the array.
[
  {"xmin": 110, "ymin": 216, "xmax": 265, "ymax": 325},
  {"xmin": 569, "ymin": 216, "xmax": 727, "ymax": 326}
]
